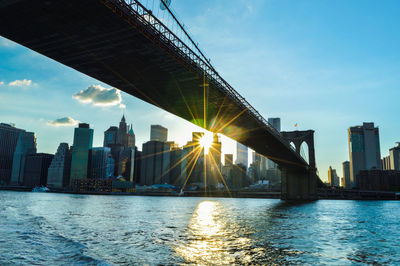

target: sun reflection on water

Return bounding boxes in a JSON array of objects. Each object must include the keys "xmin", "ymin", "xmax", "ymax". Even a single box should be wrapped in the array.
[{"xmin": 175, "ymin": 201, "xmax": 255, "ymax": 265}]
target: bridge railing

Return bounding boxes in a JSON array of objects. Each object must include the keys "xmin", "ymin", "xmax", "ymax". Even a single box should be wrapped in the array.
[{"xmin": 109, "ymin": 0, "xmax": 293, "ymax": 147}]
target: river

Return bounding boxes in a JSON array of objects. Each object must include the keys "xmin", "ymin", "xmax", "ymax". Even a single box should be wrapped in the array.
[{"xmin": 0, "ymin": 191, "xmax": 399, "ymax": 265}]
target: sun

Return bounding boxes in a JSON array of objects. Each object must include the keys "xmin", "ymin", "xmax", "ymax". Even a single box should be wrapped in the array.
[{"xmin": 199, "ymin": 132, "xmax": 213, "ymax": 154}]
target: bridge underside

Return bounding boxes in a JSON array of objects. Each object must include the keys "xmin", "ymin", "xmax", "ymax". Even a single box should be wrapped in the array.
[{"xmin": 0, "ymin": 0, "xmax": 315, "ymax": 199}]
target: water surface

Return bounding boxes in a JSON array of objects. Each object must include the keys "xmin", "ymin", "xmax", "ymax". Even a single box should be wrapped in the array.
[{"xmin": 0, "ymin": 191, "xmax": 399, "ymax": 264}]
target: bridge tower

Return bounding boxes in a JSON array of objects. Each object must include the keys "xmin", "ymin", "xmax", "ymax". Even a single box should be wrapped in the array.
[{"xmin": 280, "ymin": 130, "xmax": 318, "ymax": 201}]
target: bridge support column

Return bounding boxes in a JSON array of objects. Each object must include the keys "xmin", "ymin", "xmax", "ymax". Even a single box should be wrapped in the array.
[{"xmin": 281, "ymin": 168, "xmax": 317, "ymax": 201}]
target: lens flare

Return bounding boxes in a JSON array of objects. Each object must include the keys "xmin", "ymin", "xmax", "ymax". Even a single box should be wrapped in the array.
[{"xmin": 199, "ymin": 133, "xmax": 213, "ymax": 154}]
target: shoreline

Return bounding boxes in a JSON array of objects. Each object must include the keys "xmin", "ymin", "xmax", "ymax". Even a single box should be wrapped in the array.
[{"xmin": 1, "ymin": 187, "xmax": 399, "ymax": 200}]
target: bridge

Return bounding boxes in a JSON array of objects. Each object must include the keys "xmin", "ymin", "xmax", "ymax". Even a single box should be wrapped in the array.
[{"xmin": 0, "ymin": 0, "xmax": 318, "ymax": 200}]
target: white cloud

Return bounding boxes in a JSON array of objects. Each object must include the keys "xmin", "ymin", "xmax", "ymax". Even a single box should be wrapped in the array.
[
  {"xmin": 8, "ymin": 79, "xmax": 32, "ymax": 87},
  {"xmin": 73, "ymin": 85, "xmax": 124, "ymax": 107},
  {"xmin": 0, "ymin": 81, "xmax": 4, "ymax": 86},
  {"xmin": 47, "ymin": 117, "xmax": 80, "ymax": 127}
]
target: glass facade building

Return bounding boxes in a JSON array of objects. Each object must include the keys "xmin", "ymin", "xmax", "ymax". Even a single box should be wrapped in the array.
[{"xmin": 70, "ymin": 123, "xmax": 93, "ymax": 185}]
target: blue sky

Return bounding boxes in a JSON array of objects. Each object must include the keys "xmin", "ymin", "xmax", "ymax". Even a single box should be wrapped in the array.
[{"xmin": 1, "ymin": 0, "xmax": 400, "ymax": 181}]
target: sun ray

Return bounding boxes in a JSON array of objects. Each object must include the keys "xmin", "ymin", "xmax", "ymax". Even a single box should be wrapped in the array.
[
  {"xmin": 208, "ymin": 150, "xmax": 232, "ymax": 197},
  {"xmin": 214, "ymin": 108, "xmax": 248, "ymax": 134}
]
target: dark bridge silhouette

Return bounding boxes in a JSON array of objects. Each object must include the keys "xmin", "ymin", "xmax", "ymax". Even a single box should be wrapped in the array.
[{"xmin": 0, "ymin": 0, "xmax": 318, "ymax": 200}]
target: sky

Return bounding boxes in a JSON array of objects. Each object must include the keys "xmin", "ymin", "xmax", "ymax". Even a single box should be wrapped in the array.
[{"xmin": 1, "ymin": 0, "xmax": 400, "ymax": 181}]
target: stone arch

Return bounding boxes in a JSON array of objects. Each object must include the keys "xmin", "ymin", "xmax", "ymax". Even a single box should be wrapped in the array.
[
  {"xmin": 280, "ymin": 130, "xmax": 316, "ymax": 169},
  {"xmin": 300, "ymin": 141, "xmax": 309, "ymax": 164}
]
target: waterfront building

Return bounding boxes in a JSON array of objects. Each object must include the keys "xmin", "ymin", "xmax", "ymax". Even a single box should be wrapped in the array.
[
  {"xmin": 90, "ymin": 147, "xmax": 114, "ymax": 179},
  {"xmin": 180, "ymin": 132, "xmax": 204, "ymax": 185},
  {"xmin": 23, "ymin": 153, "xmax": 53, "ymax": 188},
  {"xmin": 10, "ymin": 131, "xmax": 37, "ymax": 185},
  {"xmin": 342, "ymin": 161, "xmax": 351, "ymax": 189},
  {"xmin": 357, "ymin": 169, "xmax": 400, "ymax": 191},
  {"xmin": 389, "ymin": 142, "xmax": 400, "ymax": 170},
  {"xmin": 348, "ymin": 122, "xmax": 381, "ymax": 188},
  {"xmin": 150, "ymin": 125, "xmax": 167, "ymax": 142},
  {"xmin": 140, "ymin": 140, "xmax": 167, "ymax": 185},
  {"xmin": 47, "ymin": 143, "xmax": 71, "ymax": 189},
  {"xmin": 236, "ymin": 142, "xmax": 248, "ymax": 171},
  {"xmin": 118, "ymin": 147, "xmax": 135, "ymax": 182},
  {"xmin": 0, "ymin": 123, "xmax": 25, "ymax": 185},
  {"xmin": 328, "ymin": 166, "xmax": 340, "ymax": 187},
  {"xmin": 70, "ymin": 123, "xmax": 93, "ymax": 185}
]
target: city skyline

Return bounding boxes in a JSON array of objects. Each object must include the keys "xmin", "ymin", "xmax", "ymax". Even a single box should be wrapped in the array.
[{"xmin": 1, "ymin": 0, "xmax": 400, "ymax": 182}]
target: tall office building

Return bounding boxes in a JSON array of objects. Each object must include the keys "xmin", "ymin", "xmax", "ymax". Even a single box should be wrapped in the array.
[
  {"xmin": 140, "ymin": 140, "xmax": 169, "ymax": 185},
  {"xmin": 236, "ymin": 142, "xmax": 248, "ymax": 170},
  {"xmin": 47, "ymin": 143, "xmax": 71, "ymax": 189},
  {"xmin": 342, "ymin": 161, "xmax": 351, "ymax": 189},
  {"xmin": 0, "ymin": 123, "xmax": 24, "ymax": 185},
  {"xmin": 328, "ymin": 166, "xmax": 340, "ymax": 187},
  {"xmin": 180, "ymin": 132, "xmax": 205, "ymax": 185},
  {"xmin": 70, "ymin": 123, "xmax": 93, "ymax": 185},
  {"xmin": 389, "ymin": 142, "xmax": 400, "ymax": 170},
  {"xmin": 10, "ymin": 131, "xmax": 37, "ymax": 185},
  {"xmin": 128, "ymin": 125, "xmax": 136, "ymax": 148},
  {"xmin": 224, "ymin": 154, "xmax": 233, "ymax": 166},
  {"xmin": 268, "ymin": 117, "xmax": 281, "ymax": 132},
  {"xmin": 118, "ymin": 147, "xmax": 136, "ymax": 182},
  {"xmin": 348, "ymin": 122, "xmax": 381, "ymax": 188},
  {"xmin": 104, "ymin": 126, "xmax": 118, "ymax": 147},
  {"xmin": 382, "ymin": 156, "xmax": 391, "ymax": 170},
  {"xmin": 150, "ymin": 125, "xmax": 168, "ymax": 142},
  {"xmin": 23, "ymin": 153, "xmax": 54, "ymax": 188},
  {"xmin": 90, "ymin": 147, "xmax": 114, "ymax": 179},
  {"xmin": 118, "ymin": 115, "xmax": 128, "ymax": 147}
]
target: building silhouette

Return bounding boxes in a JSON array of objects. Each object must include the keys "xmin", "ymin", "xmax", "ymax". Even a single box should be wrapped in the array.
[
  {"xmin": 342, "ymin": 161, "xmax": 351, "ymax": 189},
  {"xmin": 150, "ymin": 125, "xmax": 167, "ymax": 142},
  {"xmin": 70, "ymin": 123, "xmax": 93, "ymax": 185},
  {"xmin": 23, "ymin": 153, "xmax": 53, "ymax": 188},
  {"xmin": 236, "ymin": 142, "xmax": 248, "ymax": 171},
  {"xmin": 90, "ymin": 147, "xmax": 114, "ymax": 179},
  {"xmin": 268, "ymin": 117, "xmax": 281, "ymax": 132},
  {"xmin": 389, "ymin": 142, "xmax": 400, "ymax": 170},
  {"xmin": 10, "ymin": 131, "xmax": 37, "ymax": 185},
  {"xmin": 382, "ymin": 155, "xmax": 391, "ymax": 170},
  {"xmin": 348, "ymin": 122, "xmax": 381, "ymax": 188},
  {"xmin": 47, "ymin": 143, "xmax": 71, "ymax": 189},
  {"xmin": 328, "ymin": 166, "xmax": 340, "ymax": 187},
  {"xmin": 0, "ymin": 123, "xmax": 25, "ymax": 185}
]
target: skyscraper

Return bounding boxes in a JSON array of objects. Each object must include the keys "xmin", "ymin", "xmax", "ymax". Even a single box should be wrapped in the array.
[
  {"xmin": 104, "ymin": 126, "xmax": 118, "ymax": 147},
  {"xmin": 70, "ymin": 123, "xmax": 93, "ymax": 185},
  {"xmin": 150, "ymin": 125, "xmax": 168, "ymax": 142},
  {"xmin": 236, "ymin": 142, "xmax": 248, "ymax": 170},
  {"xmin": 23, "ymin": 153, "xmax": 54, "ymax": 188},
  {"xmin": 118, "ymin": 115, "xmax": 128, "ymax": 147},
  {"xmin": 389, "ymin": 142, "xmax": 400, "ymax": 170},
  {"xmin": 0, "ymin": 123, "xmax": 24, "ymax": 185},
  {"xmin": 348, "ymin": 122, "xmax": 381, "ymax": 188},
  {"xmin": 10, "ymin": 131, "xmax": 37, "ymax": 185},
  {"xmin": 90, "ymin": 147, "xmax": 114, "ymax": 179},
  {"xmin": 47, "ymin": 143, "xmax": 71, "ymax": 189},
  {"xmin": 128, "ymin": 124, "xmax": 136, "ymax": 148},
  {"xmin": 342, "ymin": 161, "xmax": 350, "ymax": 189},
  {"xmin": 268, "ymin": 117, "xmax": 281, "ymax": 132},
  {"xmin": 328, "ymin": 166, "xmax": 340, "ymax": 187}
]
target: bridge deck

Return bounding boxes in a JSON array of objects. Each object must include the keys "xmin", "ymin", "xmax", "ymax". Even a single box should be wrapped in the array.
[{"xmin": 0, "ymin": 0, "xmax": 308, "ymax": 169}]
